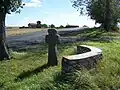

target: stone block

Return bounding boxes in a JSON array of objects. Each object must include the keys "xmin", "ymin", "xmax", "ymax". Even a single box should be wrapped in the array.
[{"xmin": 62, "ymin": 45, "xmax": 102, "ymax": 74}]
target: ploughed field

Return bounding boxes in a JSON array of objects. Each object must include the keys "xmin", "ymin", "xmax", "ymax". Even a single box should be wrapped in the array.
[
  {"xmin": 7, "ymin": 28, "xmax": 47, "ymax": 36},
  {"xmin": 6, "ymin": 27, "xmax": 87, "ymax": 50}
]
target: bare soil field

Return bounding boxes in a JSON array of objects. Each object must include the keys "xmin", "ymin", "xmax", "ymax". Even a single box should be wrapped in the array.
[{"xmin": 7, "ymin": 28, "xmax": 47, "ymax": 36}]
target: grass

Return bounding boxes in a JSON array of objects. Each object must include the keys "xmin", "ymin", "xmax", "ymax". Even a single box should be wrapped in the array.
[
  {"xmin": 77, "ymin": 28, "xmax": 120, "ymax": 38},
  {"xmin": 7, "ymin": 28, "xmax": 47, "ymax": 36},
  {"xmin": 0, "ymin": 28, "xmax": 120, "ymax": 90}
]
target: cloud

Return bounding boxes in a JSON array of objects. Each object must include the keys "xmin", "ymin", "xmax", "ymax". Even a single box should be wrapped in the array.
[{"xmin": 23, "ymin": 0, "xmax": 42, "ymax": 7}]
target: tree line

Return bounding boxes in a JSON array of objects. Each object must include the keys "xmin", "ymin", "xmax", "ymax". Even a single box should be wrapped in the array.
[{"xmin": 19, "ymin": 21, "xmax": 79, "ymax": 29}]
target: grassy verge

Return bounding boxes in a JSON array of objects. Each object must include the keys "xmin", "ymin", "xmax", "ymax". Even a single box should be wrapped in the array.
[
  {"xmin": 0, "ymin": 29, "xmax": 120, "ymax": 90},
  {"xmin": 77, "ymin": 28, "xmax": 120, "ymax": 38}
]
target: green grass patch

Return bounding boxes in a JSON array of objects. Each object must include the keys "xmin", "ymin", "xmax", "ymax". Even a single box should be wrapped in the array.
[
  {"xmin": 0, "ymin": 29, "xmax": 120, "ymax": 90},
  {"xmin": 78, "ymin": 28, "xmax": 120, "ymax": 39}
]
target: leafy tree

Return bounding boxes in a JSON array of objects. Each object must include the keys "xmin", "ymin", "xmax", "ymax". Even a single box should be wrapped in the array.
[
  {"xmin": 50, "ymin": 24, "xmax": 55, "ymax": 28},
  {"xmin": 0, "ymin": 0, "xmax": 24, "ymax": 60},
  {"xmin": 36, "ymin": 21, "xmax": 41, "ymax": 28},
  {"xmin": 71, "ymin": 0, "xmax": 120, "ymax": 31},
  {"xmin": 41, "ymin": 24, "xmax": 48, "ymax": 28},
  {"xmin": 59, "ymin": 25, "xmax": 64, "ymax": 28}
]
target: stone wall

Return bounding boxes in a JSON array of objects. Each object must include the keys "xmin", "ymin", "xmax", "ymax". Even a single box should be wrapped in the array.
[{"xmin": 62, "ymin": 45, "xmax": 102, "ymax": 74}]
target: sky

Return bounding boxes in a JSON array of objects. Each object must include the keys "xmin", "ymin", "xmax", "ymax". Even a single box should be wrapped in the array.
[{"xmin": 6, "ymin": 0, "xmax": 100, "ymax": 27}]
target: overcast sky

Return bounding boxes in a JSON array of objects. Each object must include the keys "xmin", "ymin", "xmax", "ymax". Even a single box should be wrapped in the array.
[{"xmin": 6, "ymin": 0, "xmax": 100, "ymax": 27}]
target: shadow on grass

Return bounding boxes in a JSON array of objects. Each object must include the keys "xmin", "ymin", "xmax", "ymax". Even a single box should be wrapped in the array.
[
  {"xmin": 14, "ymin": 43, "xmax": 74, "ymax": 82},
  {"xmin": 55, "ymin": 73, "xmax": 70, "ymax": 82},
  {"xmin": 59, "ymin": 29, "xmax": 114, "ymax": 44},
  {"xmin": 0, "ymin": 82, "xmax": 4, "ymax": 89},
  {"xmin": 15, "ymin": 64, "xmax": 49, "ymax": 82},
  {"xmin": 76, "ymin": 29, "xmax": 114, "ymax": 43},
  {"xmin": 53, "ymin": 72, "xmax": 74, "ymax": 90}
]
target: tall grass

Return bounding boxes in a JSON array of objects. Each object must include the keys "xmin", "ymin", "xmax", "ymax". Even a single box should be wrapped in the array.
[{"xmin": 0, "ymin": 30, "xmax": 120, "ymax": 90}]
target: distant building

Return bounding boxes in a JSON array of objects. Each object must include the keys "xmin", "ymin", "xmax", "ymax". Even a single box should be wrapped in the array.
[
  {"xmin": 28, "ymin": 23, "xmax": 37, "ymax": 28},
  {"xmin": 65, "ymin": 25, "xmax": 79, "ymax": 28},
  {"xmin": 82, "ymin": 25, "xmax": 89, "ymax": 28}
]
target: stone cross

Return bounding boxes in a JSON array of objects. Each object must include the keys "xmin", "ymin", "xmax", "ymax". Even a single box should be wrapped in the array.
[{"xmin": 45, "ymin": 29, "xmax": 60, "ymax": 66}]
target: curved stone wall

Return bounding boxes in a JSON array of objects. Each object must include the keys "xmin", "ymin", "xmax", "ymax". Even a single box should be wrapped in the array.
[{"xmin": 62, "ymin": 45, "xmax": 102, "ymax": 73}]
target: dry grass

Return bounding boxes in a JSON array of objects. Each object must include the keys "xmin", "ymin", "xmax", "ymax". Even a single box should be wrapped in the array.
[{"xmin": 7, "ymin": 28, "xmax": 48, "ymax": 36}]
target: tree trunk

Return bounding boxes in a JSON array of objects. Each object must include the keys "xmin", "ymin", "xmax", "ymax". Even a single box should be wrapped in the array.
[
  {"xmin": 0, "ymin": 13, "xmax": 10, "ymax": 61},
  {"xmin": 104, "ymin": 0, "xmax": 111, "ymax": 31}
]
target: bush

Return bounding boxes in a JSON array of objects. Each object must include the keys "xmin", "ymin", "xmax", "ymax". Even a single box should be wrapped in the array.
[
  {"xmin": 41, "ymin": 24, "xmax": 48, "ymax": 28},
  {"xmin": 70, "ymin": 71, "xmax": 99, "ymax": 90},
  {"xmin": 59, "ymin": 25, "xmax": 64, "ymax": 28}
]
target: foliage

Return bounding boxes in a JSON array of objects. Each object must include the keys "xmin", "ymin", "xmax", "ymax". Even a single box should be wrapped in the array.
[
  {"xmin": 87, "ymin": 0, "xmax": 106, "ymax": 24},
  {"xmin": 37, "ymin": 21, "xmax": 41, "ymax": 24},
  {"xmin": 88, "ymin": 0, "xmax": 120, "ymax": 30},
  {"xmin": 41, "ymin": 24, "xmax": 48, "ymax": 28},
  {"xmin": 0, "ymin": 0, "xmax": 24, "ymax": 14},
  {"xmin": 59, "ymin": 25, "xmax": 64, "ymax": 28},
  {"xmin": 0, "ymin": 0, "xmax": 24, "ymax": 60},
  {"xmin": 50, "ymin": 24, "xmax": 55, "ymax": 28},
  {"xmin": 36, "ymin": 21, "xmax": 41, "ymax": 28},
  {"xmin": 71, "ymin": 71, "xmax": 99, "ymax": 90},
  {"xmin": 71, "ymin": 0, "xmax": 120, "ymax": 31}
]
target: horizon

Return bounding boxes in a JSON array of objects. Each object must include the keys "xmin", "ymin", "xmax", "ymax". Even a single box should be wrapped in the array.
[{"xmin": 6, "ymin": 0, "xmax": 100, "ymax": 28}]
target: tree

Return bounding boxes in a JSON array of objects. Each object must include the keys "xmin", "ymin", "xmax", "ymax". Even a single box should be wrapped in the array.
[
  {"xmin": 50, "ymin": 24, "xmax": 55, "ymax": 28},
  {"xmin": 59, "ymin": 25, "xmax": 64, "ymax": 28},
  {"xmin": 41, "ymin": 24, "xmax": 48, "ymax": 28},
  {"xmin": 0, "ymin": 0, "xmax": 24, "ymax": 60},
  {"xmin": 71, "ymin": 0, "xmax": 120, "ymax": 31},
  {"xmin": 36, "ymin": 21, "xmax": 41, "ymax": 28},
  {"xmin": 83, "ymin": 25, "xmax": 89, "ymax": 28}
]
